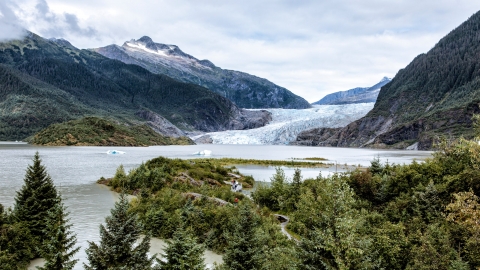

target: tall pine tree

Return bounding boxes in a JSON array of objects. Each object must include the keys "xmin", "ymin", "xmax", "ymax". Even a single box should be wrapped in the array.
[
  {"xmin": 221, "ymin": 203, "xmax": 264, "ymax": 270},
  {"xmin": 38, "ymin": 196, "xmax": 79, "ymax": 270},
  {"xmin": 14, "ymin": 152, "xmax": 58, "ymax": 244},
  {"xmin": 84, "ymin": 192, "xmax": 156, "ymax": 269},
  {"xmin": 160, "ymin": 224, "xmax": 205, "ymax": 270}
]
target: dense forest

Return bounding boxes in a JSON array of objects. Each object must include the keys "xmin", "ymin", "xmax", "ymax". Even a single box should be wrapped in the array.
[{"xmin": 2, "ymin": 119, "xmax": 480, "ymax": 268}]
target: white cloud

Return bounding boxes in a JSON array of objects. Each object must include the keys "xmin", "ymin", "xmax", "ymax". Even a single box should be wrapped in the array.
[
  {"xmin": 0, "ymin": 1, "xmax": 26, "ymax": 41},
  {"xmin": 6, "ymin": 0, "xmax": 480, "ymax": 102}
]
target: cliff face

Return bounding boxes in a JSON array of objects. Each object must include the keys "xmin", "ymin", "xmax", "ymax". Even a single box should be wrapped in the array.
[
  {"xmin": 93, "ymin": 37, "xmax": 311, "ymax": 109},
  {"xmin": 296, "ymin": 11, "xmax": 480, "ymax": 150}
]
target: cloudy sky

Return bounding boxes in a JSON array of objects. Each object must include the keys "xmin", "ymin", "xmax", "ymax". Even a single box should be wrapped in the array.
[{"xmin": 2, "ymin": 0, "xmax": 480, "ymax": 102}]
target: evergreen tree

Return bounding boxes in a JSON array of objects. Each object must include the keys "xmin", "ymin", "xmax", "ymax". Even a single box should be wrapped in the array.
[
  {"xmin": 84, "ymin": 192, "xmax": 155, "ymax": 269},
  {"xmin": 370, "ymin": 155, "xmax": 384, "ymax": 175},
  {"xmin": 288, "ymin": 168, "xmax": 302, "ymax": 211},
  {"xmin": 221, "ymin": 203, "xmax": 264, "ymax": 270},
  {"xmin": 37, "ymin": 197, "xmax": 79, "ymax": 270},
  {"xmin": 0, "ymin": 207, "xmax": 35, "ymax": 269},
  {"xmin": 13, "ymin": 152, "xmax": 58, "ymax": 242},
  {"xmin": 270, "ymin": 167, "xmax": 288, "ymax": 211},
  {"xmin": 296, "ymin": 174, "xmax": 374, "ymax": 270},
  {"xmin": 160, "ymin": 224, "xmax": 205, "ymax": 270}
]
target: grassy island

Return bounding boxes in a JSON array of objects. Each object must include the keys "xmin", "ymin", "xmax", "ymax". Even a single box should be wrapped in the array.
[
  {"xmin": 191, "ymin": 157, "xmax": 330, "ymax": 168},
  {"xmin": 30, "ymin": 117, "xmax": 194, "ymax": 146}
]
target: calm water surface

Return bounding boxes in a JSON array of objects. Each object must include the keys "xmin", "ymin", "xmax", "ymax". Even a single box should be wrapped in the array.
[{"xmin": 0, "ymin": 142, "xmax": 432, "ymax": 268}]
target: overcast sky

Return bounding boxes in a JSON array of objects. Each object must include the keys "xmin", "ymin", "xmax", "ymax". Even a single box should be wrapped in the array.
[{"xmin": 2, "ymin": 0, "xmax": 480, "ymax": 102}]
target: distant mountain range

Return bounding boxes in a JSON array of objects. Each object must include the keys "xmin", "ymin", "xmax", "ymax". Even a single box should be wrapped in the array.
[
  {"xmin": 296, "ymin": 11, "xmax": 480, "ymax": 150},
  {"xmin": 93, "ymin": 36, "xmax": 311, "ymax": 109},
  {"xmin": 312, "ymin": 77, "xmax": 391, "ymax": 105},
  {"xmin": 0, "ymin": 32, "xmax": 271, "ymax": 141}
]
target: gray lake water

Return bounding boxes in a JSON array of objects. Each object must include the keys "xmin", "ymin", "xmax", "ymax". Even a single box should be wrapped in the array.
[{"xmin": 0, "ymin": 142, "xmax": 432, "ymax": 268}]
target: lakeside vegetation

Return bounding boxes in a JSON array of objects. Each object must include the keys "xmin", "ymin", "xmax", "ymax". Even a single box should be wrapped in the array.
[
  {"xmin": 30, "ymin": 116, "xmax": 194, "ymax": 146},
  {"xmin": 3, "ymin": 119, "xmax": 480, "ymax": 269},
  {"xmin": 252, "ymin": 138, "xmax": 480, "ymax": 269},
  {"xmin": 193, "ymin": 157, "xmax": 330, "ymax": 168}
]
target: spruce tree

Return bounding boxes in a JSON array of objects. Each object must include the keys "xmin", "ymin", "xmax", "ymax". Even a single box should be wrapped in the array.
[
  {"xmin": 84, "ymin": 192, "xmax": 155, "ymax": 269},
  {"xmin": 288, "ymin": 168, "xmax": 302, "ymax": 211},
  {"xmin": 160, "ymin": 224, "xmax": 206, "ymax": 270},
  {"xmin": 221, "ymin": 203, "xmax": 264, "ymax": 270},
  {"xmin": 37, "ymin": 197, "xmax": 79, "ymax": 270},
  {"xmin": 14, "ymin": 152, "xmax": 58, "ymax": 241},
  {"xmin": 370, "ymin": 156, "xmax": 384, "ymax": 175}
]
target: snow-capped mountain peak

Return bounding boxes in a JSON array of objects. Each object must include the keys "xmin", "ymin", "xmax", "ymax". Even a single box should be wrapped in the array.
[
  {"xmin": 122, "ymin": 36, "xmax": 197, "ymax": 61},
  {"xmin": 92, "ymin": 37, "xmax": 312, "ymax": 109}
]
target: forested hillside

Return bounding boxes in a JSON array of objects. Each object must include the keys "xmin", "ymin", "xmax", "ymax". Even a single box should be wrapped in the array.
[
  {"xmin": 300, "ymin": 11, "xmax": 480, "ymax": 149},
  {"xmin": 0, "ymin": 32, "xmax": 269, "ymax": 141}
]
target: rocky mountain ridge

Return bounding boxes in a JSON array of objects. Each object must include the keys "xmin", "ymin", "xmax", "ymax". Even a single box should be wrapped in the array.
[
  {"xmin": 93, "ymin": 36, "xmax": 311, "ymax": 109},
  {"xmin": 312, "ymin": 77, "xmax": 391, "ymax": 105}
]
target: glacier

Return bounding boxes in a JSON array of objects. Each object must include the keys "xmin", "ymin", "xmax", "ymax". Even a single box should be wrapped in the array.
[{"xmin": 192, "ymin": 103, "xmax": 374, "ymax": 145}]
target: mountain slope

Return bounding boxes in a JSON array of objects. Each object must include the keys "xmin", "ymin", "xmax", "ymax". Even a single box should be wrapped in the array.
[
  {"xmin": 302, "ymin": 11, "xmax": 480, "ymax": 150},
  {"xmin": 93, "ymin": 36, "xmax": 311, "ymax": 109},
  {"xmin": 312, "ymin": 77, "xmax": 391, "ymax": 105},
  {"xmin": 0, "ymin": 32, "xmax": 270, "ymax": 141}
]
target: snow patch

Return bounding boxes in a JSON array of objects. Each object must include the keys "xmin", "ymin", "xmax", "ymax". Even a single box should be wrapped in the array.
[{"xmin": 125, "ymin": 41, "xmax": 169, "ymax": 57}]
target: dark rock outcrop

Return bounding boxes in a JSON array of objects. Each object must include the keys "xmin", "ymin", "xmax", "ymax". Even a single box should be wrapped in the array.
[
  {"xmin": 135, "ymin": 110, "xmax": 186, "ymax": 137},
  {"xmin": 229, "ymin": 109, "xmax": 272, "ymax": 130}
]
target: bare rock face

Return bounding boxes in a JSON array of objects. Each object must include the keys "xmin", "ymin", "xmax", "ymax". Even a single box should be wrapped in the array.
[
  {"xmin": 194, "ymin": 135, "xmax": 213, "ymax": 144},
  {"xmin": 293, "ymin": 127, "xmax": 341, "ymax": 146},
  {"xmin": 296, "ymin": 103, "xmax": 480, "ymax": 150},
  {"xmin": 229, "ymin": 109, "xmax": 272, "ymax": 130},
  {"xmin": 135, "ymin": 110, "xmax": 186, "ymax": 137}
]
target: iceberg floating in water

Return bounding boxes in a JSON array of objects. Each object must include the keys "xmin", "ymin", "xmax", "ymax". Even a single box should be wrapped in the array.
[
  {"xmin": 192, "ymin": 150, "xmax": 212, "ymax": 156},
  {"xmin": 106, "ymin": 150, "xmax": 126, "ymax": 155}
]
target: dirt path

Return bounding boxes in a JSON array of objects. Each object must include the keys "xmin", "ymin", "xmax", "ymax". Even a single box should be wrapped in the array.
[{"xmin": 273, "ymin": 214, "xmax": 298, "ymax": 242}]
